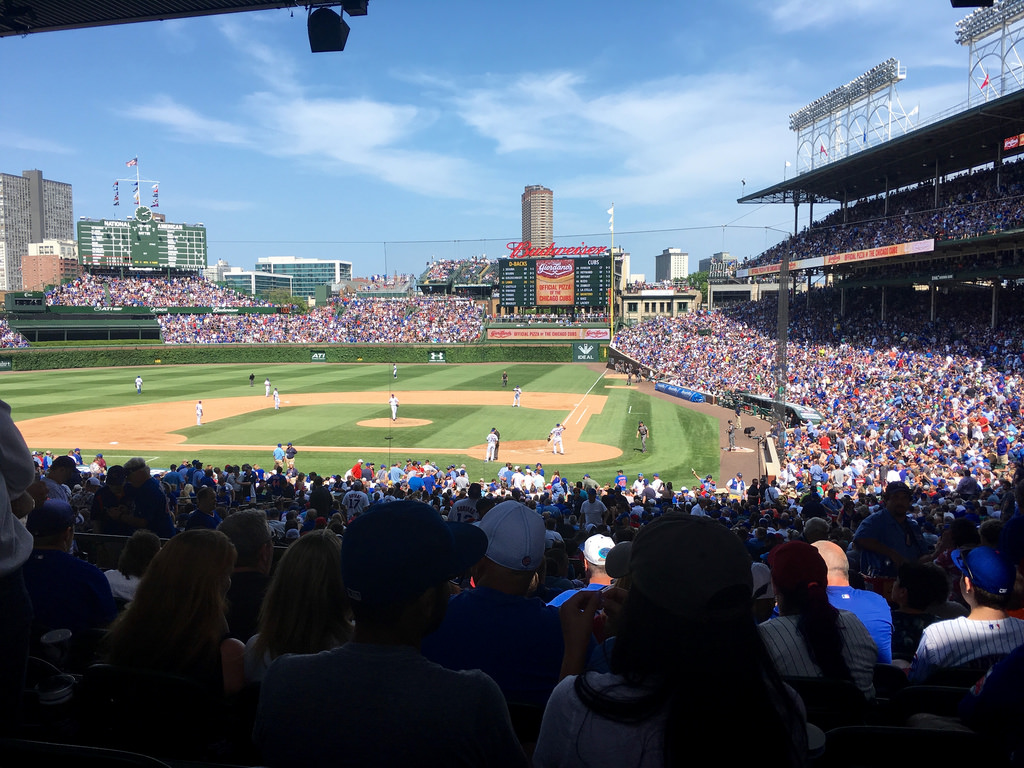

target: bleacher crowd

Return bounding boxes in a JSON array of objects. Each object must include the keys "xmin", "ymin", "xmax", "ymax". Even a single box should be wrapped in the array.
[
  {"xmin": 745, "ymin": 159, "xmax": 1024, "ymax": 271},
  {"xmin": 46, "ymin": 274, "xmax": 273, "ymax": 308}
]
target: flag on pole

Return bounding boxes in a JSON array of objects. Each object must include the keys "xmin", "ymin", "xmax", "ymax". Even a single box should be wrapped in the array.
[
  {"xmin": 980, "ymin": 72, "xmax": 990, "ymax": 90},
  {"xmin": 819, "ymin": 144, "xmax": 828, "ymax": 156},
  {"xmin": 785, "ymin": 161, "xmax": 792, "ymax": 167},
  {"xmin": 607, "ymin": 205, "xmax": 614, "ymax": 232},
  {"xmin": 126, "ymin": 157, "xmax": 138, "ymax": 167}
]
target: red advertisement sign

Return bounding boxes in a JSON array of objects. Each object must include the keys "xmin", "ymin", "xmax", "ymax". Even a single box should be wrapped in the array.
[
  {"xmin": 487, "ymin": 327, "xmax": 610, "ymax": 341},
  {"xmin": 536, "ymin": 259, "xmax": 575, "ymax": 306}
]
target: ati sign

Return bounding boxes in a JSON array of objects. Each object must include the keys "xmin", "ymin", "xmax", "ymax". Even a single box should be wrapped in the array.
[
  {"xmin": 310, "ymin": 351, "xmax": 327, "ymax": 362},
  {"xmin": 573, "ymin": 342, "xmax": 601, "ymax": 362},
  {"xmin": 0, "ymin": 357, "xmax": 12, "ymax": 371},
  {"xmin": 428, "ymin": 350, "xmax": 447, "ymax": 363}
]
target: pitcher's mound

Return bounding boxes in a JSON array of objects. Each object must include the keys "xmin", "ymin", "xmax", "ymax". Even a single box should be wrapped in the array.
[{"xmin": 357, "ymin": 418, "xmax": 432, "ymax": 428}]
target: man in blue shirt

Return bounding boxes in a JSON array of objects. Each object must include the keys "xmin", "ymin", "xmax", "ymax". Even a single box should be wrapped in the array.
[
  {"xmin": 421, "ymin": 500, "xmax": 574, "ymax": 708},
  {"xmin": 813, "ymin": 540, "xmax": 893, "ymax": 663}
]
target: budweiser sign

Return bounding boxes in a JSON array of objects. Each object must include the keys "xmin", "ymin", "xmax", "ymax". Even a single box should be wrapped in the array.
[
  {"xmin": 507, "ymin": 241, "xmax": 607, "ymax": 258},
  {"xmin": 536, "ymin": 260, "xmax": 575, "ymax": 278}
]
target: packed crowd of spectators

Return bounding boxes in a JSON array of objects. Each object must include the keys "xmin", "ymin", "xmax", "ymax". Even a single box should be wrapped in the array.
[
  {"xmin": 9, "ymin": 404, "xmax": 1024, "ymax": 763},
  {"xmin": 491, "ymin": 311, "xmax": 610, "ymax": 326},
  {"xmin": 624, "ymin": 279, "xmax": 692, "ymax": 292},
  {"xmin": 614, "ymin": 286, "xmax": 1024, "ymax": 502},
  {"xmin": 352, "ymin": 273, "xmax": 415, "ymax": 293},
  {"xmin": 46, "ymin": 274, "xmax": 272, "ymax": 308},
  {"xmin": 156, "ymin": 297, "xmax": 484, "ymax": 344},
  {"xmin": 0, "ymin": 316, "xmax": 29, "ymax": 348},
  {"xmin": 419, "ymin": 256, "xmax": 495, "ymax": 285},
  {"xmin": 745, "ymin": 159, "xmax": 1024, "ymax": 270}
]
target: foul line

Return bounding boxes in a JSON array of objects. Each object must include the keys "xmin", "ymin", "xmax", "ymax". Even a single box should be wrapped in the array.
[
  {"xmin": 564, "ymin": 370, "xmax": 605, "ymax": 426},
  {"xmin": 575, "ymin": 407, "xmax": 588, "ymax": 425}
]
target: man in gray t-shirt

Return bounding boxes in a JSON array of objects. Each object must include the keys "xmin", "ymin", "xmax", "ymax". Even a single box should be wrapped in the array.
[{"xmin": 254, "ymin": 501, "xmax": 526, "ymax": 768}]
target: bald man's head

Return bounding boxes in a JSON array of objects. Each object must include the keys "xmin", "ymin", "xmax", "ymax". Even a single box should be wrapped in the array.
[{"xmin": 812, "ymin": 540, "xmax": 850, "ymax": 586}]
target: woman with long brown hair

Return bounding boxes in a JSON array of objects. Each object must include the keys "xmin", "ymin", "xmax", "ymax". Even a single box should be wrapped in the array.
[
  {"xmin": 103, "ymin": 528, "xmax": 245, "ymax": 696},
  {"xmin": 244, "ymin": 530, "xmax": 351, "ymax": 682}
]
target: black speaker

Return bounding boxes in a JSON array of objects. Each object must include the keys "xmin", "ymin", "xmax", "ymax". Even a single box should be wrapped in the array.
[{"xmin": 308, "ymin": 7, "xmax": 351, "ymax": 53}]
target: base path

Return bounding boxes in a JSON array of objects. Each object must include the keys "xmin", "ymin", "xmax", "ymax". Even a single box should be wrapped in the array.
[{"xmin": 17, "ymin": 390, "xmax": 621, "ymax": 465}]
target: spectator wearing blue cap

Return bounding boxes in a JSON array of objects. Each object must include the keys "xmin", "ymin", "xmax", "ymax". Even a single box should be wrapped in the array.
[
  {"xmin": 22, "ymin": 500, "xmax": 116, "ymax": 636},
  {"xmin": 908, "ymin": 545, "xmax": 1024, "ymax": 683},
  {"xmin": 254, "ymin": 500, "xmax": 526, "ymax": 768}
]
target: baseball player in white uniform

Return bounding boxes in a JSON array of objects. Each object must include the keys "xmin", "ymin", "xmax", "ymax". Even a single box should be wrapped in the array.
[
  {"xmin": 548, "ymin": 423, "xmax": 566, "ymax": 454},
  {"xmin": 135, "ymin": 375, "xmax": 143, "ymax": 394},
  {"xmin": 273, "ymin": 388, "xmax": 281, "ymax": 410},
  {"xmin": 195, "ymin": 400, "xmax": 203, "ymax": 425},
  {"xmin": 393, "ymin": 363, "xmax": 398, "ymax": 380},
  {"xmin": 389, "ymin": 393, "xmax": 399, "ymax": 421},
  {"xmin": 265, "ymin": 378, "xmax": 272, "ymax": 397},
  {"xmin": 512, "ymin": 386, "xmax": 522, "ymax": 407},
  {"xmin": 485, "ymin": 428, "xmax": 499, "ymax": 461}
]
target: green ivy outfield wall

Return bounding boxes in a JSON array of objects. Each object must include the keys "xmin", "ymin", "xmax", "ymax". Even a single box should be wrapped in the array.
[{"xmin": 0, "ymin": 343, "xmax": 580, "ymax": 371}]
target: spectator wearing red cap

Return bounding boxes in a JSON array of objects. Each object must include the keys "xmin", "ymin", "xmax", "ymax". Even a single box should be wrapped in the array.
[{"xmin": 759, "ymin": 540, "xmax": 877, "ymax": 698}]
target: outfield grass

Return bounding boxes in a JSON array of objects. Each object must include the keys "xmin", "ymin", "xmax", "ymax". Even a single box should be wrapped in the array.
[{"xmin": 3, "ymin": 362, "xmax": 721, "ymax": 485}]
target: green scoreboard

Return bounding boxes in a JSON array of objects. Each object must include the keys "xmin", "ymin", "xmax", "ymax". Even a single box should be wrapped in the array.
[
  {"xmin": 497, "ymin": 256, "xmax": 612, "ymax": 307},
  {"xmin": 77, "ymin": 206, "xmax": 207, "ymax": 270}
]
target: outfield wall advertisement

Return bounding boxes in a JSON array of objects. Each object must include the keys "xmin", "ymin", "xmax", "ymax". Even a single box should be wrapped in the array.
[{"xmin": 487, "ymin": 328, "xmax": 610, "ymax": 341}]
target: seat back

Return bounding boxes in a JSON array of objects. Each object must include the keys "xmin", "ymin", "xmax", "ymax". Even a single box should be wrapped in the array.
[
  {"xmin": 783, "ymin": 676, "xmax": 870, "ymax": 731},
  {"xmin": 819, "ymin": 725, "xmax": 1009, "ymax": 768},
  {"xmin": 76, "ymin": 664, "xmax": 228, "ymax": 760}
]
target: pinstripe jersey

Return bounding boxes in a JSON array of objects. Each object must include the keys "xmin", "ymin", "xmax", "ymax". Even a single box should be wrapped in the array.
[
  {"xmin": 758, "ymin": 611, "xmax": 878, "ymax": 697},
  {"xmin": 907, "ymin": 615, "xmax": 1024, "ymax": 683}
]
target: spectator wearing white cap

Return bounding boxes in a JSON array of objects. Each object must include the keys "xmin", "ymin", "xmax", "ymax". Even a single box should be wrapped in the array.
[
  {"xmin": 547, "ymin": 534, "xmax": 615, "ymax": 608},
  {"xmin": 421, "ymin": 500, "xmax": 575, "ymax": 709}
]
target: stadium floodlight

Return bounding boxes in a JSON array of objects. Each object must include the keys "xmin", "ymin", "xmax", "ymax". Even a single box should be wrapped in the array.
[
  {"xmin": 955, "ymin": 0, "xmax": 1024, "ymax": 44},
  {"xmin": 789, "ymin": 58, "xmax": 903, "ymax": 131}
]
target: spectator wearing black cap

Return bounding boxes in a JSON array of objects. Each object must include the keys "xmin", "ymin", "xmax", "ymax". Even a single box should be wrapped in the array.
[
  {"xmin": 535, "ymin": 515, "xmax": 807, "ymax": 767},
  {"xmin": 254, "ymin": 500, "xmax": 526, "ymax": 768},
  {"xmin": 22, "ymin": 500, "xmax": 117, "ymax": 636},
  {"xmin": 853, "ymin": 480, "xmax": 931, "ymax": 590}
]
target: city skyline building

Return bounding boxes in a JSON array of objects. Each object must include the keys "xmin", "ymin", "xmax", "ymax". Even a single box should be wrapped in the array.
[
  {"xmin": 521, "ymin": 184, "xmax": 553, "ymax": 249},
  {"xmin": 0, "ymin": 169, "xmax": 74, "ymax": 290},
  {"xmin": 21, "ymin": 239, "xmax": 80, "ymax": 291},
  {"xmin": 655, "ymin": 248, "xmax": 689, "ymax": 282},
  {"xmin": 254, "ymin": 255, "xmax": 353, "ymax": 299}
]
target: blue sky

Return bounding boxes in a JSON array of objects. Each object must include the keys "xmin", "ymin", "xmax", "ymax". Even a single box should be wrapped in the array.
[{"xmin": 0, "ymin": 0, "xmax": 972, "ymax": 279}]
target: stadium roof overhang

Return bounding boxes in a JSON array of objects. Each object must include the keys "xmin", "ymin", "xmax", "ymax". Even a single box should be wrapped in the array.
[
  {"xmin": 0, "ymin": 1, "xmax": 316, "ymax": 38},
  {"xmin": 740, "ymin": 88, "xmax": 1024, "ymax": 206}
]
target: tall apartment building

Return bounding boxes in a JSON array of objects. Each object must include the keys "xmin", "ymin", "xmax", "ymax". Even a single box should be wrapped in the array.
[
  {"xmin": 0, "ymin": 170, "xmax": 74, "ymax": 290},
  {"xmin": 521, "ymin": 185, "xmax": 553, "ymax": 249},
  {"xmin": 654, "ymin": 248, "xmax": 689, "ymax": 282}
]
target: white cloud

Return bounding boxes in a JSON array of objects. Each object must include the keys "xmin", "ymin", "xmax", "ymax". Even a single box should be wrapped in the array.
[
  {"xmin": 765, "ymin": 0, "xmax": 894, "ymax": 32},
  {"xmin": 124, "ymin": 95, "xmax": 251, "ymax": 146},
  {"xmin": 0, "ymin": 132, "xmax": 74, "ymax": 154}
]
